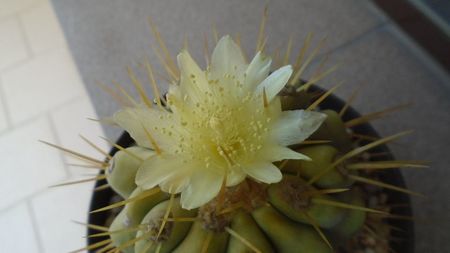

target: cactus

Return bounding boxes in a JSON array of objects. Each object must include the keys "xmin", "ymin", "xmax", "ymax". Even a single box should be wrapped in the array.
[{"xmin": 44, "ymin": 12, "xmax": 424, "ymax": 253}]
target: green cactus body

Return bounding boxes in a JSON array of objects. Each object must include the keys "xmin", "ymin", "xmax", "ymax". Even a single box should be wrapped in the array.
[
  {"xmin": 252, "ymin": 206, "xmax": 332, "ymax": 253},
  {"xmin": 125, "ymin": 187, "xmax": 169, "ymax": 226},
  {"xmin": 172, "ymin": 221, "xmax": 229, "ymax": 253},
  {"xmin": 227, "ymin": 211, "xmax": 274, "ymax": 253},
  {"xmin": 135, "ymin": 198, "xmax": 197, "ymax": 253},
  {"xmin": 280, "ymin": 90, "xmax": 312, "ymax": 111},
  {"xmin": 102, "ymin": 99, "xmax": 387, "ymax": 253},
  {"xmin": 103, "ymin": 106, "xmax": 377, "ymax": 253},
  {"xmin": 290, "ymin": 145, "xmax": 354, "ymax": 188},
  {"xmin": 268, "ymin": 176, "xmax": 346, "ymax": 229},
  {"xmin": 310, "ymin": 110, "xmax": 353, "ymax": 151},
  {"xmin": 332, "ymin": 189, "xmax": 367, "ymax": 239},
  {"xmin": 109, "ymin": 208, "xmax": 138, "ymax": 253},
  {"xmin": 106, "ymin": 146, "xmax": 154, "ymax": 198},
  {"xmin": 84, "ymin": 33, "xmax": 410, "ymax": 253}
]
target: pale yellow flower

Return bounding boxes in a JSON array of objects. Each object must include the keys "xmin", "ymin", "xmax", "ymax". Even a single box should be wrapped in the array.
[{"xmin": 113, "ymin": 36, "xmax": 326, "ymax": 209}]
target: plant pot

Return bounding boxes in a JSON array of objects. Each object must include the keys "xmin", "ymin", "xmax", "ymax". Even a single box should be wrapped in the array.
[{"xmin": 87, "ymin": 87, "xmax": 414, "ymax": 253}]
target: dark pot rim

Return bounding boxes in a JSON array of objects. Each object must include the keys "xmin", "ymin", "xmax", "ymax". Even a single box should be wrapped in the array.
[{"xmin": 87, "ymin": 87, "xmax": 414, "ymax": 253}]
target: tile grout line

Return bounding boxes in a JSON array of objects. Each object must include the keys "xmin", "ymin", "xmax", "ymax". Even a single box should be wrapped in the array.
[
  {"xmin": 0, "ymin": 94, "xmax": 85, "ymax": 138},
  {"xmin": 0, "ymin": 41, "xmax": 71, "ymax": 74},
  {"xmin": 0, "ymin": 188, "xmax": 47, "ymax": 215},
  {"xmin": 26, "ymin": 199, "xmax": 45, "ymax": 253},
  {"xmin": 0, "ymin": 95, "xmax": 92, "ymax": 214},
  {"xmin": 46, "ymin": 111, "xmax": 73, "ymax": 179},
  {"xmin": 0, "ymin": 0, "xmax": 46, "ymax": 23},
  {"xmin": 16, "ymin": 10, "xmax": 35, "ymax": 59},
  {"xmin": 0, "ymin": 13, "xmax": 35, "ymax": 73},
  {"xmin": 0, "ymin": 75, "xmax": 12, "ymax": 132}
]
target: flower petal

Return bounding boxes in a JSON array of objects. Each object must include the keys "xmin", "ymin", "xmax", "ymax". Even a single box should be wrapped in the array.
[
  {"xmin": 271, "ymin": 110, "xmax": 327, "ymax": 146},
  {"xmin": 262, "ymin": 145, "xmax": 311, "ymax": 162},
  {"xmin": 255, "ymin": 65, "xmax": 292, "ymax": 101},
  {"xmin": 245, "ymin": 52, "xmax": 271, "ymax": 89},
  {"xmin": 180, "ymin": 169, "xmax": 224, "ymax": 209},
  {"xmin": 226, "ymin": 167, "xmax": 247, "ymax": 187},
  {"xmin": 210, "ymin": 35, "xmax": 247, "ymax": 79},
  {"xmin": 113, "ymin": 106, "xmax": 177, "ymax": 150},
  {"xmin": 136, "ymin": 154, "xmax": 193, "ymax": 193},
  {"xmin": 177, "ymin": 50, "xmax": 209, "ymax": 104},
  {"xmin": 159, "ymin": 175, "xmax": 190, "ymax": 194},
  {"xmin": 243, "ymin": 162, "xmax": 282, "ymax": 184}
]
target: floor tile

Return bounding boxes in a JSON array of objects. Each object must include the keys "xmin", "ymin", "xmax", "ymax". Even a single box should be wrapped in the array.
[
  {"xmin": 0, "ymin": 117, "xmax": 66, "ymax": 210},
  {"xmin": 0, "ymin": 0, "xmax": 41, "ymax": 19},
  {"xmin": 0, "ymin": 203, "xmax": 40, "ymax": 253},
  {"xmin": 20, "ymin": 0, "xmax": 66, "ymax": 55},
  {"xmin": 50, "ymin": 96, "xmax": 109, "ymax": 176},
  {"xmin": 31, "ymin": 183, "xmax": 93, "ymax": 253},
  {"xmin": 0, "ymin": 17, "xmax": 29, "ymax": 70},
  {"xmin": 1, "ymin": 47, "xmax": 86, "ymax": 125}
]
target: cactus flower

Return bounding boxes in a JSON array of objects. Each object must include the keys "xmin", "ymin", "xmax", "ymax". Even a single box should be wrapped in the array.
[{"xmin": 113, "ymin": 35, "xmax": 326, "ymax": 209}]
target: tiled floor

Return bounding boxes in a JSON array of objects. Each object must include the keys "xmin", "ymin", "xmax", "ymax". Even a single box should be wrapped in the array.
[{"xmin": 0, "ymin": 0, "xmax": 108, "ymax": 252}]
